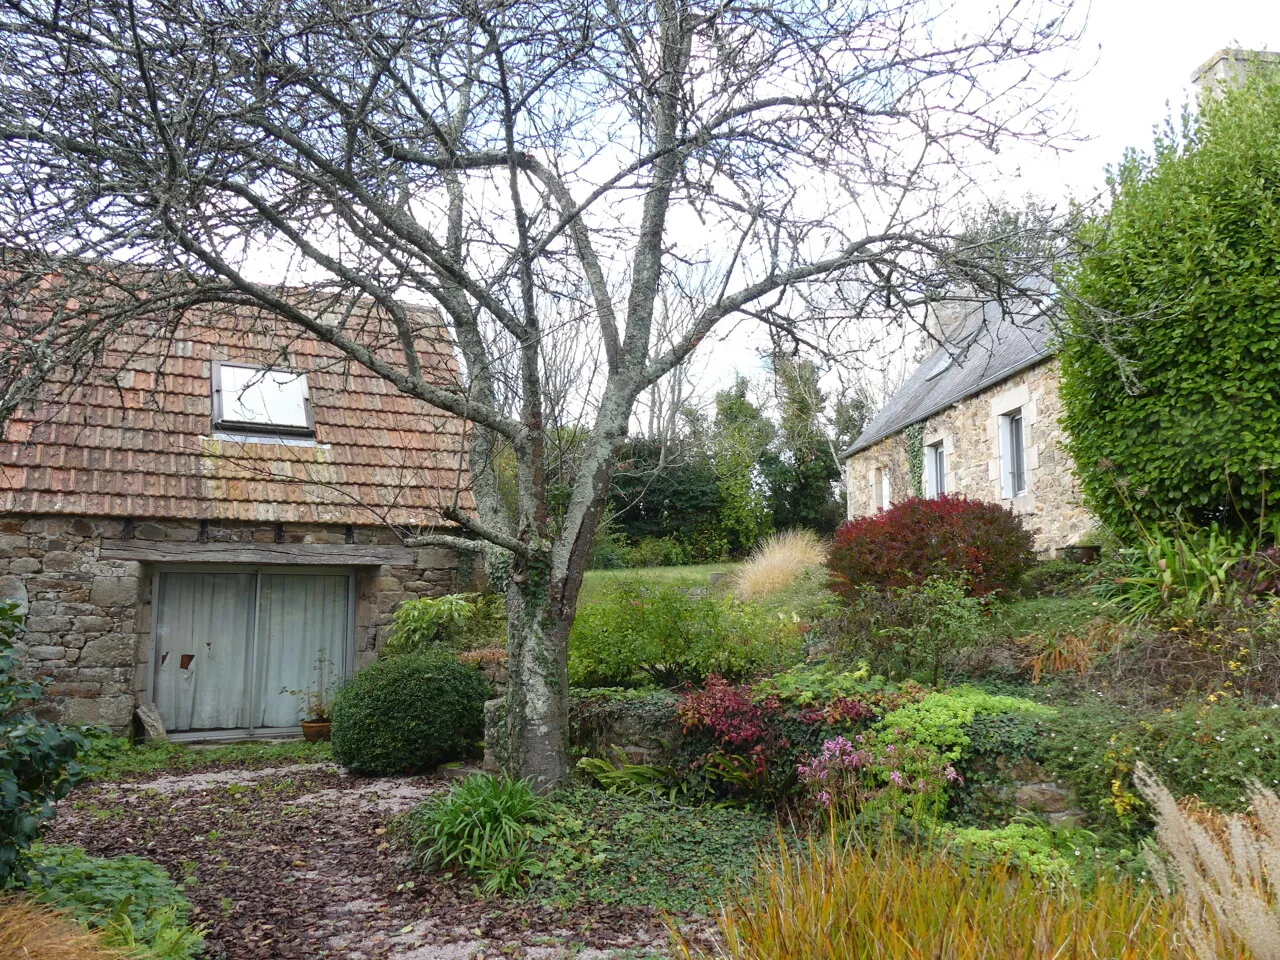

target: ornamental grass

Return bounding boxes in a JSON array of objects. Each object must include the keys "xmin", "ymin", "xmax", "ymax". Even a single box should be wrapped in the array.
[
  {"xmin": 1136, "ymin": 763, "xmax": 1280, "ymax": 959},
  {"xmin": 0, "ymin": 898, "xmax": 126, "ymax": 960},
  {"xmin": 672, "ymin": 832, "xmax": 1225, "ymax": 960},
  {"xmin": 731, "ymin": 529, "xmax": 827, "ymax": 601}
]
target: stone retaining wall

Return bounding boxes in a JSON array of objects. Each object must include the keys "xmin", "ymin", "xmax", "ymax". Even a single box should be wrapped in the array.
[{"xmin": 0, "ymin": 514, "xmax": 461, "ymax": 730}]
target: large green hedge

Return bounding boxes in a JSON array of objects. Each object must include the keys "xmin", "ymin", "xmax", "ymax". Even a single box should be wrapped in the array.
[{"xmin": 1059, "ymin": 72, "xmax": 1280, "ymax": 537}]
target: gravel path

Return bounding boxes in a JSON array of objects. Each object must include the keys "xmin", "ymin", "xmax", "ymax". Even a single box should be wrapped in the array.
[{"xmin": 50, "ymin": 764, "xmax": 676, "ymax": 959}]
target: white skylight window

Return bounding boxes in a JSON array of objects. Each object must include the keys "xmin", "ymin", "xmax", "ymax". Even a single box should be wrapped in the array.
[
  {"xmin": 922, "ymin": 349, "xmax": 954, "ymax": 381},
  {"xmin": 213, "ymin": 362, "xmax": 314, "ymax": 437}
]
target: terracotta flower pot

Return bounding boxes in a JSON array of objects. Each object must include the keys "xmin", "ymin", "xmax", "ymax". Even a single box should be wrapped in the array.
[{"xmin": 301, "ymin": 720, "xmax": 332, "ymax": 742}]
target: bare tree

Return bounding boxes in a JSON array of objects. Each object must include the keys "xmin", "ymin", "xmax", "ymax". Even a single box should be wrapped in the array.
[{"xmin": 0, "ymin": 0, "xmax": 1081, "ymax": 786}]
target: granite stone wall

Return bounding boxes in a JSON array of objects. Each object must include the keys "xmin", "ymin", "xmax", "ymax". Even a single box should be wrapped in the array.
[
  {"xmin": 0, "ymin": 514, "xmax": 462, "ymax": 731},
  {"xmin": 844, "ymin": 358, "xmax": 1094, "ymax": 553}
]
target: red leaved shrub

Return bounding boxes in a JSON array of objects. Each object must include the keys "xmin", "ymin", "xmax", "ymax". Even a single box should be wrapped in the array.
[{"xmin": 828, "ymin": 495, "xmax": 1035, "ymax": 597}]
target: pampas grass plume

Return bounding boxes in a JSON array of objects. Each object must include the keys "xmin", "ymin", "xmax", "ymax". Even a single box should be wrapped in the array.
[{"xmin": 731, "ymin": 529, "xmax": 827, "ymax": 601}]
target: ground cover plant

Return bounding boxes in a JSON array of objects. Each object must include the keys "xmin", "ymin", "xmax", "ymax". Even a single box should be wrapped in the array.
[
  {"xmin": 28, "ymin": 845, "xmax": 204, "ymax": 960},
  {"xmin": 393, "ymin": 779, "xmax": 776, "ymax": 914}
]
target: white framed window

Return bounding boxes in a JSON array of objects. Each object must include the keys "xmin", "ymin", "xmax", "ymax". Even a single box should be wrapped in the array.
[
  {"xmin": 873, "ymin": 466, "xmax": 891, "ymax": 511},
  {"xmin": 212, "ymin": 362, "xmax": 314, "ymax": 437},
  {"xmin": 924, "ymin": 441, "xmax": 946, "ymax": 497},
  {"xmin": 999, "ymin": 408, "xmax": 1027, "ymax": 498}
]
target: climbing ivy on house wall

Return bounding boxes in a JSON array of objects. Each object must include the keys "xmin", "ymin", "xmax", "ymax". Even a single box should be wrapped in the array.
[{"xmin": 901, "ymin": 423, "xmax": 925, "ymax": 497}]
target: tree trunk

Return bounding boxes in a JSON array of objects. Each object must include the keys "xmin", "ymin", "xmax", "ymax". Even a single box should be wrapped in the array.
[{"xmin": 497, "ymin": 557, "xmax": 571, "ymax": 790}]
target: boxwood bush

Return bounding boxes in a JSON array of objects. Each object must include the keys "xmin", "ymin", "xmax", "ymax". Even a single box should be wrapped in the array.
[
  {"xmin": 828, "ymin": 495, "xmax": 1035, "ymax": 597},
  {"xmin": 331, "ymin": 650, "xmax": 489, "ymax": 775}
]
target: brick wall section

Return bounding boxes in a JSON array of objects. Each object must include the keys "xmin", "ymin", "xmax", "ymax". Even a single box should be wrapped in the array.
[
  {"xmin": 844, "ymin": 359, "xmax": 1094, "ymax": 554},
  {"xmin": 0, "ymin": 514, "xmax": 461, "ymax": 730}
]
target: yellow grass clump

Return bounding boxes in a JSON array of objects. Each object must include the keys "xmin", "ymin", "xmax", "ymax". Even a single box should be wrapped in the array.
[
  {"xmin": 0, "ymin": 898, "xmax": 127, "ymax": 960},
  {"xmin": 672, "ymin": 833, "xmax": 1211, "ymax": 960},
  {"xmin": 731, "ymin": 529, "xmax": 827, "ymax": 601}
]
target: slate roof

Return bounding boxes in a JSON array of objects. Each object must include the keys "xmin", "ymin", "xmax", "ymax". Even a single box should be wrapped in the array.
[
  {"xmin": 0, "ymin": 290, "xmax": 474, "ymax": 526},
  {"xmin": 844, "ymin": 298, "xmax": 1057, "ymax": 457}
]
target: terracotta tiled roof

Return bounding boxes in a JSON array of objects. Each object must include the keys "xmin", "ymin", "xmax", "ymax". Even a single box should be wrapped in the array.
[{"xmin": 0, "ymin": 294, "xmax": 474, "ymax": 526}]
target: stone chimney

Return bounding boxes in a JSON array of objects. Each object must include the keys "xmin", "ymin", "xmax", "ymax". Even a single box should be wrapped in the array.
[
  {"xmin": 925, "ymin": 297, "xmax": 984, "ymax": 348},
  {"xmin": 1192, "ymin": 48, "xmax": 1280, "ymax": 98}
]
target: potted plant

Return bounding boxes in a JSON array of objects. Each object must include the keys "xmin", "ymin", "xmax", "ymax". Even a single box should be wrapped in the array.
[{"xmin": 282, "ymin": 651, "xmax": 341, "ymax": 741}]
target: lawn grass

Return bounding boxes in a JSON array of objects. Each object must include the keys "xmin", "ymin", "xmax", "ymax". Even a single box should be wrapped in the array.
[
  {"xmin": 996, "ymin": 594, "xmax": 1103, "ymax": 639},
  {"xmin": 580, "ymin": 562, "xmax": 739, "ymax": 605}
]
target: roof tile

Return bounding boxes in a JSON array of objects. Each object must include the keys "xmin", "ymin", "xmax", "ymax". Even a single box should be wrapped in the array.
[{"xmin": 2, "ymin": 296, "xmax": 472, "ymax": 525}]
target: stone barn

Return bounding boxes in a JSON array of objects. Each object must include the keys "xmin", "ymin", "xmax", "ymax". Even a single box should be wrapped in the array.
[{"xmin": 0, "ymin": 294, "xmax": 475, "ymax": 738}]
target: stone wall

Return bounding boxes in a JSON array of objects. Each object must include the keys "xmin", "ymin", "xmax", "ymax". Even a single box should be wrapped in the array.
[
  {"xmin": 844, "ymin": 358, "xmax": 1094, "ymax": 553},
  {"xmin": 0, "ymin": 514, "xmax": 462, "ymax": 731}
]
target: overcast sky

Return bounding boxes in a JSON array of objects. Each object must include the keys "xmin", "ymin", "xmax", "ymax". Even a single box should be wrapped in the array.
[
  {"xmin": 723, "ymin": 2, "xmax": 1280, "ymax": 414},
  {"xmin": 1002, "ymin": 1, "xmax": 1280, "ymax": 201}
]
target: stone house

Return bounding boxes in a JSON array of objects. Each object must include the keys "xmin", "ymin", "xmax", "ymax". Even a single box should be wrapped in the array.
[
  {"xmin": 0, "ymin": 292, "xmax": 475, "ymax": 737},
  {"xmin": 841, "ymin": 300, "xmax": 1092, "ymax": 553}
]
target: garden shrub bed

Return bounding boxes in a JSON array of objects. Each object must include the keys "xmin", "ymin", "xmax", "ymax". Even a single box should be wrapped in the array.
[{"xmin": 569, "ymin": 579, "xmax": 804, "ymax": 687}]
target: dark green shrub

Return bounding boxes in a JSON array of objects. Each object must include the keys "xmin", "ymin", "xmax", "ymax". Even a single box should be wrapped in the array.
[
  {"xmin": 828, "ymin": 495, "xmax": 1035, "ymax": 598},
  {"xmin": 568, "ymin": 582, "xmax": 803, "ymax": 688},
  {"xmin": 0, "ymin": 601, "xmax": 94, "ymax": 887},
  {"xmin": 620, "ymin": 536, "xmax": 692, "ymax": 568},
  {"xmin": 331, "ymin": 650, "xmax": 489, "ymax": 775},
  {"xmin": 28, "ymin": 844, "xmax": 203, "ymax": 959},
  {"xmin": 1059, "ymin": 73, "xmax": 1280, "ymax": 537},
  {"xmin": 400, "ymin": 773, "xmax": 543, "ymax": 895}
]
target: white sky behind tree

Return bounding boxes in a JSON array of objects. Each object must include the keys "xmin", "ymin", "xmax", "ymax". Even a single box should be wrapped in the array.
[
  {"xmin": 236, "ymin": 1, "xmax": 1280, "ymax": 434},
  {"xmin": 709, "ymin": 1, "xmax": 1280, "ymax": 429}
]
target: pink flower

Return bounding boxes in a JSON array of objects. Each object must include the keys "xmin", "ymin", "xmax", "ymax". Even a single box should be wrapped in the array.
[{"xmin": 889, "ymin": 771, "xmax": 905, "ymax": 787}]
